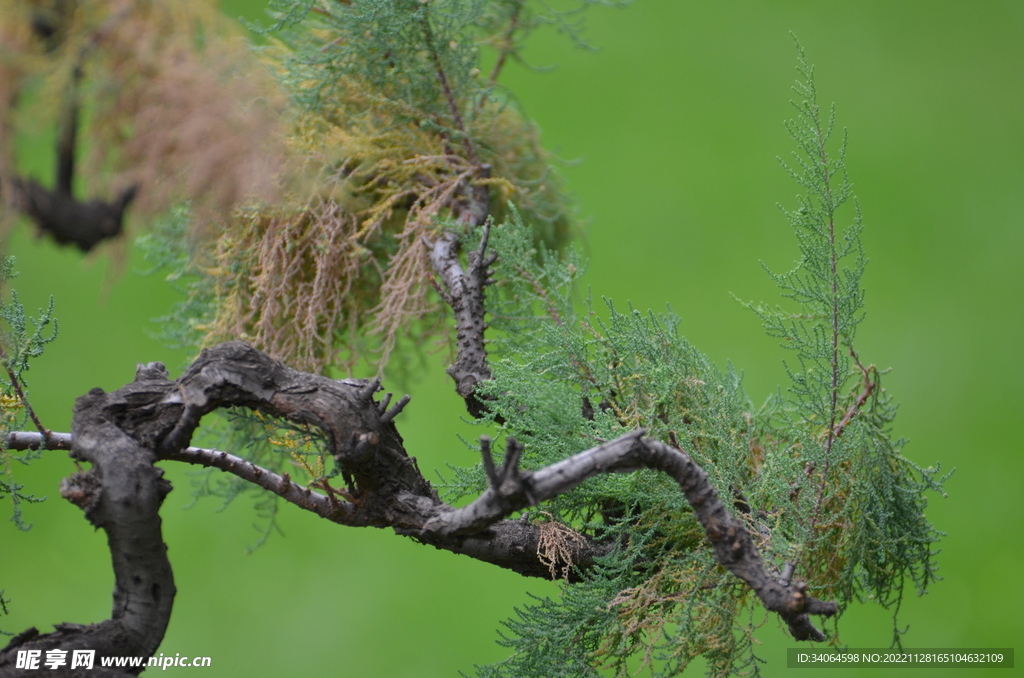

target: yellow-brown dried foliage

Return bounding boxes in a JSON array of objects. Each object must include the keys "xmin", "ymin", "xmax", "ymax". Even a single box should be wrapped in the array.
[
  {"xmin": 194, "ymin": 65, "xmax": 572, "ymax": 374},
  {"xmin": 85, "ymin": 0, "xmax": 289, "ymax": 218},
  {"xmin": 602, "ymin": 558, "xmax": 745, "ymax": 677},
  {"xmin": 535, "ymin": 511, "xmax": 587, "ymax": 580}
]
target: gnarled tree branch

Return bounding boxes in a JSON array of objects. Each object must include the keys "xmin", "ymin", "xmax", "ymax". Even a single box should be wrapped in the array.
[
  {"xmin": 0, "ymin": 364, "xmax": 176, "ymax": 678},
  {"xmin": 4, "ymin": 341, "xmax": 835, "ymax": 660},
  {"xmin": 420, "ymin": 430, "xmax": 837, "ymax": 641}
]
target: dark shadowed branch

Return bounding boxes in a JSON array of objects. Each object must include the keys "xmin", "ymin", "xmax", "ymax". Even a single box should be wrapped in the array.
[
  {"xmin": 12, "ymin": 178, "xmax": 137, "ymax": 252},
  {"xmin": 0, "ymin": 364, "xmax": 176, "ymax": 678},
  {"xmin": 5, "ymin": 42, "xmax": 137, "ymax": 253}
]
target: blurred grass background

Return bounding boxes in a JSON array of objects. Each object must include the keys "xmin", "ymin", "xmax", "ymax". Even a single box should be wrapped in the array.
[{"xmin": 1, "ymin": 1, "xmax": 1021, "ymax": 676}]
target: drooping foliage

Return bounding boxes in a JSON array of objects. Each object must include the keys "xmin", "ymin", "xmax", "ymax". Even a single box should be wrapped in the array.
[{"xmin": 144, "ymin": 0, "xmax": 599, "ymax": 374}]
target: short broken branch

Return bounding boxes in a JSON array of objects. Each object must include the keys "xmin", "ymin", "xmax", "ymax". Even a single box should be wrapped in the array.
[{"xmin": 426, "ymin": 223, "xmax": 495, "ymax": 417}]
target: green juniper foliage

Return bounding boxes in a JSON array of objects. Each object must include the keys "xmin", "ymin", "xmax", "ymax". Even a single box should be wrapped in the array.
[
  {"xmin": 436, "ymin": 47, "xmax": 946, "ymax": 677},
  {"xmin": 744, "ymin": 41, "xmax": 947, "ymax": 634},
  {"xmin": 0, "ymin": 255, "xmax": 56, "ymax": 533},
  {"xmin": 0, "ymin": 255, "xmax": 56, "ymax": 634}
]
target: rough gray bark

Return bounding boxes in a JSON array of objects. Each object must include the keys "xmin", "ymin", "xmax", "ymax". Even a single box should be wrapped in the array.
[
  {"xmin": 3, "ymin": 341, "xmax": 836, "ymax": 667},
  {"xmin": 0, "ymin": 365, "xmax": 176, "ymax": 678},
  {"xmin": 426, "ymin": 215, "xmax": 496, "ymax": 418}
]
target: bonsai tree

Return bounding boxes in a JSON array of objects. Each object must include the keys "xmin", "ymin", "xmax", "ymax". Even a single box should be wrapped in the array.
[{"xmin": 0, "ymin": 1, "xmax": 945, "ymax": 675}]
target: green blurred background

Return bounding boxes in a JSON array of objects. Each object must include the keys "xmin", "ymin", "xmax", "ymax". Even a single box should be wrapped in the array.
[{"xmin": 2, "ymin": 1, "xmax": 1022, "ymax": 676}]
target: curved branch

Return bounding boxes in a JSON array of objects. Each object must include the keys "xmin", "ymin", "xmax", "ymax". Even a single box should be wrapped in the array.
[
  {"xmin": 422, "ymin": 429, "xmax": 838, "ymax": 641},
  {"xmin": 0, "ymin": 366, "xmax": 176, "ymax": 678},
  {"xmin": 3, "ymin": 341, "xmax": 834, "ymax": 662}
]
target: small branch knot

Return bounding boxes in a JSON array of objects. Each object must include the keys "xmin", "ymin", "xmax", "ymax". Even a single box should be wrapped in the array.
[
  {"xmin": 134, "ymin": 361, "xmax": 169, "ymax": 382},
  {"xmin": 480, "ymin": 437, "xmax": 536, "ymax": 504},
  {"xmin": 60, "ymin": 470, "xmax": 102, "ymax": 519}
]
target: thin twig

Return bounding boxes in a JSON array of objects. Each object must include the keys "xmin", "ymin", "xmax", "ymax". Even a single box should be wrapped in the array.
[
  {"xmin": 485, "ymin": 1, "xmax": 522, "ymax": 90},
  {"xmin": 832, "ymin": 347, "xmax": 876, "ymax": 438},
  {"xmin": 168, "ymin": 446, "xmax": 360, "ymax": 523},
  {"xmin": 0, "ymin": 344, "xmax": 52, "ymax": 445},
  {"xmin": 1, "ymin": 428, "xmax": 361, "ymax": 523},
  {"xmin": 419, "ymin": 9, "xmax": 479, "ymax": 166}
]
